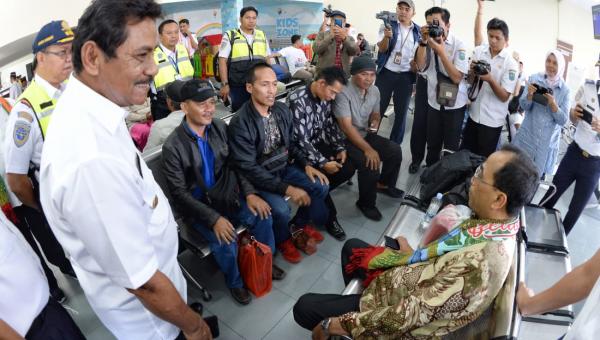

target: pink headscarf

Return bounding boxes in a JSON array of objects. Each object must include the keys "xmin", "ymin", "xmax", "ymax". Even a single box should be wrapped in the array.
[{"xmin": 545, "ymin": 50, "xmax": 565, "ymax": 88}]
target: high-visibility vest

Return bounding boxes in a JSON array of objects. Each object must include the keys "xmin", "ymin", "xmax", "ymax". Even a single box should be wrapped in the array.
[
  {"xmin": 16, "ymin": 79, "xmax": 56, "ymax": 139},
  {"xmin": 227, "ymin": 29, "xmax": 268, "ymax": 86},
  {"xmin": 153, "ymin": 44, "xmax": 194, "ymax": 90}
]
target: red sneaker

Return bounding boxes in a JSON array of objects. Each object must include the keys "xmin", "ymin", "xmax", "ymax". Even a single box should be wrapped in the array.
[
  {"xmin": 301, "ymin": 225, "xmax": 324, "ymax": 243},
  {"xmin": 278, "ymin": 239, "xmax": 302, "ymax": 263}
]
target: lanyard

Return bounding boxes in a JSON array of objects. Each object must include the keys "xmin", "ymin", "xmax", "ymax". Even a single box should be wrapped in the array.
[
  {"xmin": 396, "ymin": 24, "xmax": 412, "ymax": 53},
  {"xmin": 239, "ymin": 29, "xmax": 255, "ymax": 59},
  {"xmin": 160, "ymin": 45, "xmax": 179, "ymax": 73}
]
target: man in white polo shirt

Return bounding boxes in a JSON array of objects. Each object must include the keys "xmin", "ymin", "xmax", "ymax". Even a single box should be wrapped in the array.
[
  {"xmin": 461, "ymin": 18, "xmax": 518, "ymax": 158},
  {"xmin": 39, "ymin": 0, "xmax": 211, "ymax": 339},
  {"xmin": 415, "ymin": 6, "xmax": 469, "ymax": 167}
]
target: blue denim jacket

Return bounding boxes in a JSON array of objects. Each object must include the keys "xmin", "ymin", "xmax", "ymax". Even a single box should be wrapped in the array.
[{"xmin": 513, "ymin": 73, "xmax": 571, "ymax": 174}]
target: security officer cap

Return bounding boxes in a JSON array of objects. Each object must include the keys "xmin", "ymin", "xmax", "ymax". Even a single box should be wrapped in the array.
[{"xmin": 32, "ymin": 20, "xmax": 74, "ymax": 54}]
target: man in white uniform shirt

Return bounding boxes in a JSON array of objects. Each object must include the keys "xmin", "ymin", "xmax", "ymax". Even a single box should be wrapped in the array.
[
  {"xmin": 39, "ymin": 0, "xmax": 211, "ymax": 339},
  {"xmin": 0, "ymin": 211, "xmax": 85, "ymax": 339},
  {"xmin": 461, "ymin": 18, "xmax": 518, "ymax": 158},
  {"xmin": 272, "ymin": 34, "xmax": 314, "ymax": 82},
  {"xmin": 415, "ymin": 7, "xmax": 469, "ymax": 167}
]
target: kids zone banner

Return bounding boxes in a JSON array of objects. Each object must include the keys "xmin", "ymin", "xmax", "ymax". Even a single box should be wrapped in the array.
[{"xmin": 248, "ymin": 2, "xmax": 322, "ymax": 50}]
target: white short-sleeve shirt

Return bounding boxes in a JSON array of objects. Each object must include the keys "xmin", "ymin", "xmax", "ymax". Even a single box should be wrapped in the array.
[
  {"xmin": 564, "ymin": 275, "xmax": 600, "ymax": 340},
  {"xmin": 423, "ymin": 32, "xmax": 469, "ymax": 110},
  {"xmin": 573, "ymin": 81, "xmax": 600, "ymax": 156},
  {"xmin": 0, "ymin": 211, "xmax": 49, "ymax": 337},
  {"xmin": 3, "ymin": 75, "xmax": 65, "ymax": 183},
  {"xmin": 40, "ymin": 75, "xmax": 186, "ymax": 340},
  {"xmin": 278, "ymin": 46, "xmax": 308, "ymax": 75},
  {"xmin": 469, "ymin": 45, "xmax": 519, "ymax": 128},
  {"xmin": 381, "ymin": 23, "xmax": 418, "ymax": 73}
]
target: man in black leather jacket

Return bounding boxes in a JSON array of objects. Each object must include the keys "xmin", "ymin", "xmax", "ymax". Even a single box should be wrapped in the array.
[
  {"xmin": 228, "ymin": 62, "xmax": 331, "ymax": 264},
  {"xmin": 161, "ymin": 79, "xmax": 286, "ymax": 305}
]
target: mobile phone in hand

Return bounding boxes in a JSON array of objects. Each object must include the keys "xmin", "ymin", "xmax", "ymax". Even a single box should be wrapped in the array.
[
  {"xmin": 334, "ymin": 18, "xmax": 343, "ymax": 27},
  {"xmin": 384, "ymin": 236, "xmax": 400, "ymax": 250},
  {"xmin": 203, "ymin": 315, "xmax": 220, "ymax": 338},
  {"xmin": 582, "ymin": 108, "xmax": 594, "ymax": 125}
]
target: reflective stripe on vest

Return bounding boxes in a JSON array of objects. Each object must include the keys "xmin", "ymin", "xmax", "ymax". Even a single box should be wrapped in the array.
[
  {"xmin": 16, "ymin": 79, "xmax": 55, "ymax": 139},
  {"xmin": 229, "ymin": 29, "xmax": 268, "ymax": 63},
  {"xmin": 153, "ymin": 44, "xmax": 194, "ymax": 90}
]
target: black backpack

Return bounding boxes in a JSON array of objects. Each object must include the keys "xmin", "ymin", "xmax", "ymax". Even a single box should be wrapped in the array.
[{"xmin": 420, "ymin": 150, "xmax": 485, "ymax": 207}]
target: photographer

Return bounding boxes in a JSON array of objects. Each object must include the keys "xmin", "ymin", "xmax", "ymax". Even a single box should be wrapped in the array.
[
  {"xmin": 540, "ymin": 73, "xmax": 600, "ymax": 235},
  {"xmin": 375, "ymin": 1, "xmax": 421, "ymax": 145},
  {"xmin": 461, "ymin": 18, "xmax": 519, "ymax": 158},
  {"xmin": 414, "ymin": 7, "xmax": 469, "ymax": 166},
  {"xmin": 513, "ymin": 50, "xmax": 570, "ymax": 177},
  {"xmin": 314, "ymin": 10, "xmax": 358, "ymax": 77}
]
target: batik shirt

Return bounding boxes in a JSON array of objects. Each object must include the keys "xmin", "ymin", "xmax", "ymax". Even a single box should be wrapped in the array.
[{"xmin": 288, "ymin": 85, "xmax": 345, "ymax": 167}]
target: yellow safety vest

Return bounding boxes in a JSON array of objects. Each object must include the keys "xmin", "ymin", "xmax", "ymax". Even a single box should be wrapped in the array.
[
  {"xmin": 227, "ymin": 29, "xmax": 268, "ymax": 86},
  {"xmin": 153, "ymin": 44, "xmax": 194, "ymax": 90},
  {"xmin": 16, "ymin": 79, "xmax": 56, "ymax": 139}
]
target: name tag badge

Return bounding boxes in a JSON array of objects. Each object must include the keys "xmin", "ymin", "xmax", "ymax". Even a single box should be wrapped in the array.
[{"xmin": 393, "ymin": 52, "xmax": 402, "ymax": 65}]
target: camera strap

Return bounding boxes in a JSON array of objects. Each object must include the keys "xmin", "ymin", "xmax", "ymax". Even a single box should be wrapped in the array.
[{"xmin": 467, "ymin": 77, "xmax": 484, "ymax": 102}]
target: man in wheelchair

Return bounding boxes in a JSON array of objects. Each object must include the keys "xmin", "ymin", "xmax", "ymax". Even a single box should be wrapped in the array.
[{"xmin": 293, "ymin": 144, "xmax": 539, "ymax": 339}]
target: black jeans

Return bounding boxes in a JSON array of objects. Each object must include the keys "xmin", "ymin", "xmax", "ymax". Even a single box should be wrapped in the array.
[
  {"xmin": 316, "ymin": 142, "xmax": 357, "ymax": 223},
  {"xmin": 345, "ymin": 134, "xmax": 402, "ymax": 207},
  {"xmin": 425, "ymin": 104, "xmax": 467, "ymax": 166},
  {"xmin": 460, "ymin": 117, "xmax": 503, "ymax": 158},
  {"xmin": 293, "ymin": 238, "xmax": 369, "ymax": 330},
  {"xmin": 410, "ymin": 74, "xmax": 429, "ymax": 165},
  {"xmin": 375, "ymin": 68, "xmax": 416, "ymax": 145},
  {"xmin": 26, "ymin": 298, "xmax": 85, "ymax": 340},
  {"xmin": 13, "ymin": 206, "xmax": 73, "ymax": 292},
  {"xmin": 542, "ymin": 143, "xmax": 600, "ymax": 234},
  {"xmin": 150, "ymin": 91, "xmax": 171, "ymax": 121}
]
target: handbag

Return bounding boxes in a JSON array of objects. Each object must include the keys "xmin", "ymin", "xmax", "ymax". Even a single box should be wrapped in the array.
[
  {"xmin": 435, "ymin": 54, "xmax": 459, "ymax": 107},
  {"xmin": 238, "ymin": 233, "xmax": 272, "ymax": 297},
  {"xmin": 258, "ymin": 146, "xmax": 289, "ymax": 173},
  {"xmin": 204, "ymin": 166, "xmax": 241, "ymax": 216}
]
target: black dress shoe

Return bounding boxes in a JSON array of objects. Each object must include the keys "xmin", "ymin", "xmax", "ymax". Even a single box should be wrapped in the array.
[
  {"xmin": 190, "ymin": 302, "xmax": 204, "ymax": 315},
  {"xmin": 356, "ymin": 202, "xmax": 382, "ymax": 221},
  {"xmin": 408, "ymin": 163, "xmax": 420, "ymax": 174},
  {"xmin": 377, "ymin": 186, "xmax": 404, "ymax": 199},
  {"xmin": 51, "ymin": 287, "xmax": 67, "ymax": 304},
  {"xmin": 326, "ymin": 220, "xmax": 346, "ymax": 241},
  {"xmin": 272, "ymin": 264, "xmax": 286, "ymax": 280},
  {"xmin": 230, "ymin": 287, "xmax": 251, "ymax": 305}
]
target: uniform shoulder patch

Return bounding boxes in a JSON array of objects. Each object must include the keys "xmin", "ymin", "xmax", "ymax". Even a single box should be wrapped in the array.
[
  {"xmin": 458, "ymin": 49, "xmax": 466, "ymax": 61},
  {"xmin": 13, "ymin": 121, "xmax": 31, "ymax": 147},
  {"xmin": 17, "ymin": 111, "xmax": 33, "ymax": 123},
  {"xmin": 508, "ymin": 69, "xmax": 516, "ymax": 81}
]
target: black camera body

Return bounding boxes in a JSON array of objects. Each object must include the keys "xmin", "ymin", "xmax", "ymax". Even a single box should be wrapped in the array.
[
  {"xmin": 428, "ymin": 19, "xmax": 444, "ymax": 39},
  {"xmin": 532, "ymin": 83, "xmax": 554, "ymax": 106},
  {"xmin": 322, "ymin": 7, "xmax": 333, "ymax": 17},
  {"xmin": 472, "ymin": 60, "xmax": 492, "ymax": 76},
  {"xmin": 375, "ymin": 11, "xmax": 398, "ymax": 29}
]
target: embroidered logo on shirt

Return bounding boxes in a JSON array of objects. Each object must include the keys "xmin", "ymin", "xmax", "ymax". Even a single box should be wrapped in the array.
[
  {"xmin": 508, "ymin": 70, "xmax": 516, "ymax": 81},
  {"xmin": 13, "ymin": 121, "xmax": 31, "ymax": 147},
  {"xmin": 458, "ymin": 50, "xmax": 466, "ymax": 61}
]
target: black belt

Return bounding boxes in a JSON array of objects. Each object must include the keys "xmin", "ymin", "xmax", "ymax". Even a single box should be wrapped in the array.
[{"xmin": 574, "ymin": 142, "xmax": 600, "ymax": 160}]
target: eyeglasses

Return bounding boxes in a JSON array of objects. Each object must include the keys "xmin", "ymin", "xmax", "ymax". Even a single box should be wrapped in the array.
[
  {"xmin": 473, "ymin": 164, "xmax": 498, "ymax": 190},
  {"xmin": 43, "ymin": 48, "xmax": 72, "ymax": 60}
]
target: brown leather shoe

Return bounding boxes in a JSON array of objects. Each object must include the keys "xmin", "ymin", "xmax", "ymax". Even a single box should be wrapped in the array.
[
  {"xmin": 272, "ymin": 264, "xmax": 286, "ymax": 280},
  {"xmin": 292, "ymin": 228, "xmax": 317, "ymax": 255},
  {"xmin": 230, "ymin": 287, "xmax": 251, "ymax": 305}
]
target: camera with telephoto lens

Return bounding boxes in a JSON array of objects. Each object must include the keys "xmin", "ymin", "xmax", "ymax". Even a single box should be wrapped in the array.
[
  {"xmin": 322, "ymin": 7, "xmax": 333, "ymax": 17},
  {"xmin": 472, "ymin": 60, "xmax": 492, "ymax": 76},
  {"xmin": 376, "ymin": 11, "xmax": 398, "ymax": 29},
  {"xmin": 531, "ymin": 83, "xmax": 554, "ymax": 106},
  {"xmin": 428, "ymin": 19, "xmax": 444, "ymax": 39}
]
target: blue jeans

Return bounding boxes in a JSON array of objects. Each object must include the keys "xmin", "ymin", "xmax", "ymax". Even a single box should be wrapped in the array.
[
  {"xmin": 542, "ymin": 142, "xmax": 600, "ymax": 234},
  {"xmin": 193, "ymin": 196, "xmax": 275, "ymax": 288},
  {"xmin": 258, "ymin": 165, "xmax": 330, "ymax": 245}
]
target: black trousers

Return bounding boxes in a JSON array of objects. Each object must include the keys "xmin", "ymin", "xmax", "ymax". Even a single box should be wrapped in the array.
[
  {"xmin": 410, "ymin": 74, "xmax": 429, "ymax": 165},
  {"xmin": 315, "ymin": 142, "xmax": 357, "ymax": 223},
  {"xmin": 345, "ymin": 134, "xmax": 402, "ymax": 207},
  {"xmin": 375, "ymin": 69, "xmax": 416, "ymax": 145},
  {"xmin": 230, "ymin": 85, "xmax": 251, "ymax": 113},
  {"xmin": 13, "ymin": 206, "xmax": 72, "ymax": 292},
  {"xmin": 460, "ymin": 117, "xmax": 503, "ymax": 158},
  {"xmin": 425, "ymin": 104, "xmax": 467, "ymax": 166},
  {"xmin": 25, "ymin": 298, "xmax": 85, "ymax": 340},
  {"xmin": 150, "ymin": 91, "xmax": 171, "ymax": 121},
  {"xmin": 293, "ymin": 238, "xmax": 369, "ymax": 330}
]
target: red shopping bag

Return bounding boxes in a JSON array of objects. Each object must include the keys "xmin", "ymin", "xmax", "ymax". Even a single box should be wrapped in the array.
[{"xmin": 238, "ymin": 234, "xmax": 272, "ymax": 297}]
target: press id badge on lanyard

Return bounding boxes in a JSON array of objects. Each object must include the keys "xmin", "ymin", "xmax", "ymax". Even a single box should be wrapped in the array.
[{"xmin": 392, "ymin": 27, "xmax": 411, "ymax": 65}]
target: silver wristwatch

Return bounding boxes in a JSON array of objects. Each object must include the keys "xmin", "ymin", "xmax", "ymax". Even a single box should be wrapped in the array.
[{"xmin": 321, "ymin": 318, "xmax": 332, "ymax": 337}]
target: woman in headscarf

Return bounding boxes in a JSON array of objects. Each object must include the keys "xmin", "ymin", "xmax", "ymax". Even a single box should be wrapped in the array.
[{"xmin": 513, "ymin": 50, "xmax": 571, "ymax": 177}]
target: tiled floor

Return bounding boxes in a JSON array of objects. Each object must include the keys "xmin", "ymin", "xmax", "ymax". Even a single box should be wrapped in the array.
[{"xmin": 54, "ymin": 108, "xmax": 599, "ymax": 339}]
